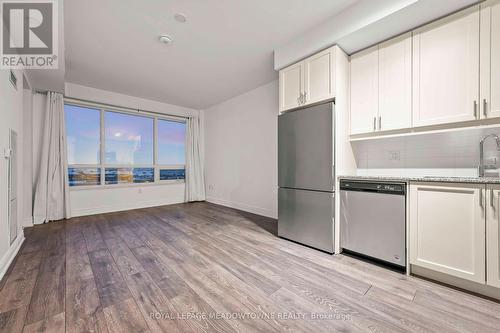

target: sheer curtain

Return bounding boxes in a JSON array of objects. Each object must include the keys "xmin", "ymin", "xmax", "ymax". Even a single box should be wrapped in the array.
[
  {"xmin": 185, "ymin": 116, "xmax": 206, "ymax": 202},
  {"xmin": 33, "ymin": 92, "xmax": 71, "ymax": 224}
]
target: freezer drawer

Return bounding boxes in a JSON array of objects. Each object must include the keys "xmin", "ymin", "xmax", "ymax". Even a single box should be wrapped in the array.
[
  {"xmin": 278, "ymin": 102, "xmax": 334, "ymax": 192},
  {"xmin": 278, "ymin": 188, "xmax": 334, "ymax": 253},
  {"xmin": 340, "ymin": 188, "xmax": 406, "ymax": 267}
]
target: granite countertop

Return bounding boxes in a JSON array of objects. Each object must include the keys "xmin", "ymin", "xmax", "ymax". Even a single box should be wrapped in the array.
[{"xmin": 338, "ymin": 175, "xmax": 500, "ymax": 184}]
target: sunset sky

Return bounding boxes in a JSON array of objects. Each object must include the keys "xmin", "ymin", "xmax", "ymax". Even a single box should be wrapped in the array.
[{"xmin": 65, "ymin": 104, "xmax": 186, "ymax": 166}]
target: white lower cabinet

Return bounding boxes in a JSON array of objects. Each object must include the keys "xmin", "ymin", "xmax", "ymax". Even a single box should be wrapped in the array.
[
  {"xmin": 409, "ymin": 183, "xmax": 486, "ymax": 283},
  {"xmin": 487, "ymin": 185, "xmax": 500, "ymax": 288}
]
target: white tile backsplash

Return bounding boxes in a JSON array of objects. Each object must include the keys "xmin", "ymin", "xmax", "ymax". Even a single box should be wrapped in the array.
[{"xmin": 352, "ymin": 127, "xmax": 500, "ymax": 177}]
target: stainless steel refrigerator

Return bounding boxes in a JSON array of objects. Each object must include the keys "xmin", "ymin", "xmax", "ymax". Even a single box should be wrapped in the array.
[{"xmin": 278, "ymin": 102, "xmax": 335, "ymax": 253}]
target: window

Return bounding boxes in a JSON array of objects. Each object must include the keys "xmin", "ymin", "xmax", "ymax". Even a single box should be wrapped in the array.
[
  {"xmin": 105, "ymin": 168, "xmax": 154, "ymax": 184},
  {"xmin": 104, "ymin": 112, "xmax": 154, "ymax": 165},
  {"xmin": 157, "ymin": 119, "xmax": 186, "ymax": 165},
  {"xmin": 160, "ymin": 168, "xmax": 185, "ymax": 181},
  {"xmin": 64, "ymin": 103, "xmax": 186, "ymax": 187},
  {"xmin": 68, "ymin": 167, "xmax": 101, "ymax": 186},
  {"xmin": 65, "ymin": 105, "xmax": 100, "ymax": 165},
  {"xmin": 157, "ymin": 119, "xmax": 186, "ymax": 182},
  {"xmin": 65, "ymin": 105, "xmax": 101, "ymax": 186}
]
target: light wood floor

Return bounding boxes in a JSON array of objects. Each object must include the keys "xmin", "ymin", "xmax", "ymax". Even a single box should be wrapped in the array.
[{"xmin": 1, "ymin": 202, "xmax": 500, "ymax": 333}]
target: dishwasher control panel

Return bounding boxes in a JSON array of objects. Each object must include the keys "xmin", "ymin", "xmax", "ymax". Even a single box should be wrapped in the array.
[{"xmin": 340, "ymin": 181, "xmax": 406, "ymax": 195}]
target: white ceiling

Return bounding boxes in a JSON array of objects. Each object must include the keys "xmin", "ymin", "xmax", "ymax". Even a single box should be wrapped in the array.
[{"xmin": 64, "ymin": 0, "xmax": 358, "ymax": 109}]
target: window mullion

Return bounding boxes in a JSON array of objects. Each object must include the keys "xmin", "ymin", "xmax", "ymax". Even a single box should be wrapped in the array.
[
  {"xmin": 154, "ymin": 116, "xmax": 158, "ymax": 183},
  {"xmin": 100, "ymin": 109, "xmax": 105, "ymax": 186}
]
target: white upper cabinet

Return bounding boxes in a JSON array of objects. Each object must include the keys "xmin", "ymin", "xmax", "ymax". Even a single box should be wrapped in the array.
[
  {"xmin": 349, "ymin": 33, "xmax": 411, "ymax": 135},
  {"xmin": 350, "ymin": 45, "xmax": 378, "ymax": 135},
  {"xmin": 279, "ymin": 62, "xmax": 304, "ymax": 112},
  {"xmin": 378, "ymin": 33, "xmax": 412, "ymax": 131},
  {"xmin": 410, "ymin": 183, "xmax": 486, "ymax": 284},
  {"xmin": 480, "ymin": 0, "xmax": 500, "ymax": 120},
  {"xmin": 279, "ymin": 47, "xmax": 336, "ymax": 113},
  {"xmin": 304, "ymin": 47, "xmax": 335, "ymax": 106},
  {"xmin": 413, "ymin": 6, "xmax": 480, "ymax": 127}
]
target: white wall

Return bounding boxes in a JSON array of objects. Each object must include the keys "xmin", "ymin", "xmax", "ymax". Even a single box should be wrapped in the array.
[
  {"xmin": 64, "ymin": 83, "xmax": 199, "ymax": 118},
  {"xmin": 32, "ymin": 93, "xmax": 45, "ymax": 197},
  {"xmin": 352, "ymin": 127, "xmax": 500, "ymax": 177},
  {"xmin": 204, "ymin": 80, "xmax": 278, "ymax": 218},
  {"xmin": 31, "ymin": 83, "xmax": 200, "ymax": 218},
  {"xmin": 0, "ymin": 68, "xmax": 27, "ymax": 279},
  {"xmin": 22, "ymin": 83, "xmax": 33, "ymax": 227},
  {"xmin": 69, "ymin": 183, "xmax": 185, "ymax": 217}
]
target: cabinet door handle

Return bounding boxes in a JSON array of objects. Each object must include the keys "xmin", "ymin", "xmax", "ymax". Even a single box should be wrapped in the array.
[
  {"xmin": 378, "ymin": 116, "xmax": 382, "ymax": 131},
  {"xmin": 480, "ymin": 189, "xmax": 484, "ymax": 208},
  {"xmin": 491, "ymin": 188, "xmax": 495, "ymax": 209},
  {"xmin": 474, "ymin": 100, "xmax": 478, "ymax": 119},
  {"xmin": 483, "ymin": 99, "xmax": 488, "ymax": 117},
  {"xmin": 373, "ymin": 117, "xmax": 376, "ymax": 131}
]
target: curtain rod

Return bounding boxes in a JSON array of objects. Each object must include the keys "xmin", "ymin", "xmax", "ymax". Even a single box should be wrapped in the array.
[
  {"xmin": 63, "ymin": 96, "xmax": 190, "ymax": 121},
  {"xmin": 33, "ymin": 90, "xmax": 191, "ymax": 120},
  {"xmin": 33, "ymin": 88, "xmax": 50, "ymax": 94}
]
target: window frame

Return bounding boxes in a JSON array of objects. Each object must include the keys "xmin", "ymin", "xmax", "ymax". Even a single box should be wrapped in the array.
[{"xmin": 65, "ymin": 101, "xmax": 187, "ymax": 190}]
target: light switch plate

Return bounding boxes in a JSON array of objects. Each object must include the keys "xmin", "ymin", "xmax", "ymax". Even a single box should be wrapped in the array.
[
  {"xmin": 388, "ymin": 150, "xmax": 401, "ymax": 161},
  {"xmin": 4, "ymin": 148, "xmax": 12, "ymax": 158}
]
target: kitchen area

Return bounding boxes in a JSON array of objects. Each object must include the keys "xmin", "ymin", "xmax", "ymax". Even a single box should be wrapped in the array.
[{"xmin": 277, "ymin": 0, "xmax": 500, "ymax": 301}]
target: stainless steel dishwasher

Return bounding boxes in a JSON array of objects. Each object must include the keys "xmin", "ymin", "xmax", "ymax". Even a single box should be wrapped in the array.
[{"xmin": 340, "ymin": 180, "xmax": 406, "ymax": 268}]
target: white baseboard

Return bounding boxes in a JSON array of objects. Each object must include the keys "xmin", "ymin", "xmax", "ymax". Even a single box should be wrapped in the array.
[
  {"xmin": 206, "ymin": 196, "xmax": 277, "ymax": 219},
  {"xmin": 71, "ymin": 198, "xmax": 185, "ymax": 217},
  {"xmin": 0, "ymin": 231, "xmax": 25, "ymax": 282}
]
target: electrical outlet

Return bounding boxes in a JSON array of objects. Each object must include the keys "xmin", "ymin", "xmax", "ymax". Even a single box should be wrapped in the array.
[{"xmin": 388, "ymin": 151, "xmax": 400, "ymax": 161}]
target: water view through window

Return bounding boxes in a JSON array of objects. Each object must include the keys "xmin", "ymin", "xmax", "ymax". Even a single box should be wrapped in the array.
[
  {"xmin": 160, "ymin": 169, "xmax": 185, "ymax": 180},
  {"xmin": 68, "ymin": 168, "xmax": 101, "ymax": 186},
  {"xmin": 105, "ymin": 168, "xmax": 154, "ymax": 184}
]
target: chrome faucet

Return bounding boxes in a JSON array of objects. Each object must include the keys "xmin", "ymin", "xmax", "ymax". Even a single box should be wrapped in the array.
[{"xmin": 479, "ymin": 134, "xmax": 500, "ymax": 177}]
